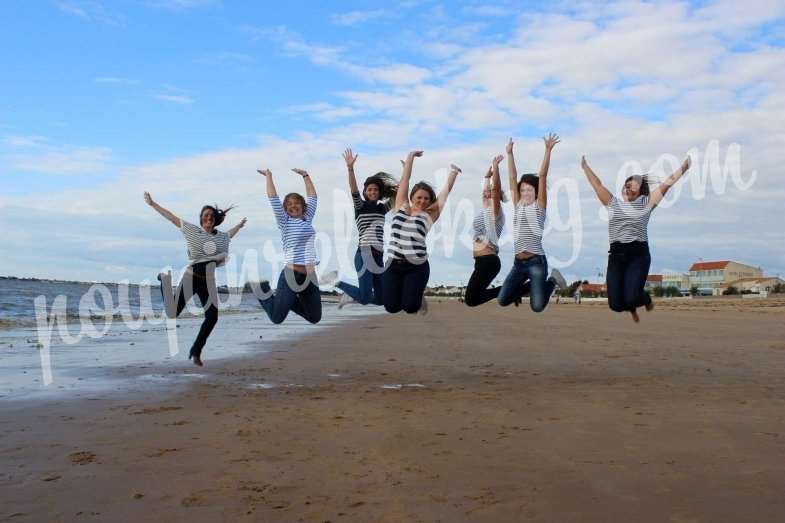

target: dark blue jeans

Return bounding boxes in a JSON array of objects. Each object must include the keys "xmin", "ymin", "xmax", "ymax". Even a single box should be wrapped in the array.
[
  {"xmin": 382, "ymin": 259, "xmax": 430, "ymax": 314},
  {"xmin": 258, "ymin": 268, "xmax": 322, "ymax": 324},
  {"xmin": 336, "ymin": 247, "xmax": 385, "ymax": 305},
  {"xmin": 606, "ymin": 241, "xmax": 652, "ymax": 313},
  {"xmin": 497, "ymin": 255, "xmax": 554, "ymax": 312}
]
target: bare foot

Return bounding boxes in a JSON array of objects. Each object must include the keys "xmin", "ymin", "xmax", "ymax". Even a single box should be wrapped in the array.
[
  {"xmin": 645, "ymin": 301, "xmax": 655, "ymax": 312},
  {"xmin": 630, "ymin": 310, "xmax": 640, "ymax": 323},
  {"xmin": 191, "ymin": 355, "xmax": 204, "ymax": 367}
]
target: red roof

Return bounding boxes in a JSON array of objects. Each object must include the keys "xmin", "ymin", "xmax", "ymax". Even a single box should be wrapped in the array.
[
  {"xmin": 646, "ymin": 274, "xmax": 663, "ymax": 282},
  {"xmin": 689, "ymin": 261, "xmax": 730, "ymax": 271},
  {"xmin": 578, "ymin": 283, "xmax": 605, "ymax": 293}
]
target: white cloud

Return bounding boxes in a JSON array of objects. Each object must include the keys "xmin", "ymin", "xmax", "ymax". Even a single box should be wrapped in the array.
[
  {"xmin": 55, "ymin": 1, "xmax": 123, "ymax": 25},
  {"xmin": 154, "ymin": 94, "xmax": 194, "ymax": 105},
  {"xmin": 330, "ymin": 9, "xmax": 389, "ymax": 26},
  {"xmin": 5, "ymin": 146, "xmax": 112, "ymax": 174}
]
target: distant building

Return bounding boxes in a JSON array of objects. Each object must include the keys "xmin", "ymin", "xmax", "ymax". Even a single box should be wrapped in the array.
[
  {"xmin": 720, "ymin": 277, "xmax": 784, "ymax": 295},
  {"xmin": 578, "ymin": 282, "xmax": 605, "ymax": 295},
  {"xmin": 662, "ymin": 272, "xmax": 690, "ymax": 293},
  {"xmin": 644, "ymin": 274, "xmax": 663, "ymax": 290},
  {"xmin": 688, "ymin": 260, "xmax": 763, "ymax": 295}
]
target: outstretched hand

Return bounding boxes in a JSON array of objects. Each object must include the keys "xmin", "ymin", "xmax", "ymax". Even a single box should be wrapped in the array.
[
  {"xmin": 492, "ymin": 154, "xmax": 504, "ymax": 167},
  {"xmin": 343, "ymin": 148, "xmax": 358, "ymax": 168},
  {"xmin": 580, "ymin": 156, "xmax": 589, "ymax": 171},
  {"xmin": 238, "ymin": 217, "xmax": 247, "ymax": 228},
  {"xmin": 291, "ymin": 168, "xmax": 309, "ymax": 177},
  {"xmin": 681, "ymin": 156, "xmax": 691, "ymax": 173},
  {"xmin": 143, "ymin": 192, "xmax": 154, "ymax": 206},
  {"xmin": 450, "ymin": 164, "xmax": 462, "ymax": 175},
  {"xmin": 257, "ymin": 168, "xmax": 272, "ymax": 177},
  {"xmin": 506, "ymin": 138, "xmax": 514, "ymax": 154},
  {"xmin": 543, "ymin": 132, "xmax": 560, "ymax": 150},
  {"xmin": 406, "ymin": 150, "xmax": 424, "ymax": 161}
]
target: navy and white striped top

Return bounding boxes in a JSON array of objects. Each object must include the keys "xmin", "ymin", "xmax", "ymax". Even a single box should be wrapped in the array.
[
  {"xmin": 387, "ymin": 206, "xmax": 432, "ymax": 262},
  {"xmin": 180, "ymin": 221, "xmax": 230, "ymax": 266},
  {"xmin": 513, "ymin": 202, "xmax": 546, "ymax": 255},
  {"xmin": 352, "ymin": 193, "xmax": 389, "ymax": 251},
  {"xmin": 270, "ymin": 195, "xmax": 319, "ymax": 265},
  {"xmin": 608, "ymin": 195, "xmax": 651, "ymax": 243},
  {"xmin": 472, "ymin": 207, "xmax": 505, "ymax": 254}
]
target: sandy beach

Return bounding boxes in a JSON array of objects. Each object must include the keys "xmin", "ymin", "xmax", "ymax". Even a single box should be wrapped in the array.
[{"xmin": 2, "ymin": 298, "xmax": 785, "ymax": 522}]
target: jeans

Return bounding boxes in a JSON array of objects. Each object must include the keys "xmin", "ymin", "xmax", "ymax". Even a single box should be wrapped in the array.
[
  {"xmin": 464, "ymin": 254, "xmax": 501, "ymax": 307},
  {"xmin": 497, "ymin": 254, "xmax": 554, "ymax": 312},
  {"xmin": 336, "ymin": 247, "xmax": 385, "ymax": 305},
  {"xmin": 606, "ymin": 241, "xmax": 652, "ymax": 313},
  {"xmin": 382, "ymin": 259, "xmax": 430, "ymax": 314},
  {"xmin": 258, "ymin": 268, "xmax": 322, "ymax": 324},
  {"xmin": 161, "ymin": 262, "xmax": 219, "ymax": 359}
]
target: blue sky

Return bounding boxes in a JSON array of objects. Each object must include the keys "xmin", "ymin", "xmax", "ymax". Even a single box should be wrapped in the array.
[{"xmin": 1, "ymin": 0, "xmax": 784, "ymax": 285}]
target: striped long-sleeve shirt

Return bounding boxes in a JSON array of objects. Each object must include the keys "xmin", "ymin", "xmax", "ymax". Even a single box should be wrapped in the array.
[
  {"xmin": 607, "ymin": 195, "xmax": 651, "ymax": 243},
  {"xmin": 352, "ymin": 193, "xmax": 389, "ymax": 251},
  {"xmin": 270, "ymin": 195, "xmax": 319, "ymax": 265}
]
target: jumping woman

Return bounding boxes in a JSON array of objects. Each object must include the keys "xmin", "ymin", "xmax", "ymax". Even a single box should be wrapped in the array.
[
  {"xmin": 256, "ymin": 167, "xmax": 322, "ymax": 324},
  {"xmin": 464, "ymin": 154, "xmax": 506, "ymax": 307},
  {"xmin": 143, "ymin": 192, "xmax": 246, "ymax": 366},
  {"xmin": 581, "ymin": 154, "xmax": 691, "ymax": 322},
  {"xmin": 382, "ymin": 150, "xmax": 460, "ymax": 314},
  {"xmin": 497, "ymin": 134, "xmax": 566, "ymax": 311},
  {"xmin": 330, "ymin": 148, "xmax": 398, "ymax": 308}
]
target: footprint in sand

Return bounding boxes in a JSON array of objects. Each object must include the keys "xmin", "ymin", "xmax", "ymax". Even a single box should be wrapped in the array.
[
  {"xmin": 145, "ymin": 448, "xmax": 181, "ymax": 458},
  {"xmin": 69, "ymin": 451, "xmax": 96, "ymax": 465}
]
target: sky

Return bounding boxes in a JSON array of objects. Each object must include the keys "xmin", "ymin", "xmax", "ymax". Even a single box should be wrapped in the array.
[{"xmin": 1, "ymin": 0, "xmax": 784, "ymax": 286}]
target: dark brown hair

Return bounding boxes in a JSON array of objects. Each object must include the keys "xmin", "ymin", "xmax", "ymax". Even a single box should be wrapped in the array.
[
  {"xmin": 363, "ymin": 172, "xmax": 398, "ymax": 202},
  {"xmin": 199, "ymin": 204, "xmax": 234, "ymax": 227},
  {"xmin": 517, "ymin": 173, "xmax": 540, "ymax": 199},
  {"xmin": 409, "ymin": 181, "xmax": 436, "ymax": 205},
  {"xmin": 624, "ymin": 175, "xmax": 650, "ymax": 196}
]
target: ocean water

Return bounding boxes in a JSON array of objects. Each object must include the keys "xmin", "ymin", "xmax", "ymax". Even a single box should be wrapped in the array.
[
  {"xmin": 0, "ymin": 277, "xmax": 382, "ymax": 401},
  {"xmin": 0, "ymin": 277, "xmax": 265, "ymax": 329}
]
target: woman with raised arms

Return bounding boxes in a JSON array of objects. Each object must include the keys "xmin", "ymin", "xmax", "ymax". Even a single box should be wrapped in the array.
[
  {"xmin": 383, "ymin": 150, "xmax": 460, "ymax": 315},
  {"xmin": 143, "ymin": 193, "xmax": 246, "ymax": 366},
  {"xmin": 329, "ymin": 148, "xmax": 398, "ymax": 309},
  {"xmin": 256, "ymin": 167, "xmax": 322, "ymax": 325},
  {"xmin": 464, "ymin": 154, "xmax": 506, "ymax": 307},
  {"xmin": 581, "ymin": 154, "xmax": 691, "ymax": 322},
  {"xmin": 497, "ymin": 134, "xmax": 566, "ymax": 311}
]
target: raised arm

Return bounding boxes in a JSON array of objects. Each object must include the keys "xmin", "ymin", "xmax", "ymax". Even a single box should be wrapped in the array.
[
  {"xmin": 257, "ymin": 168, "xmax": 277, "ymax": 198},
  {"xmin": 227, "ymin": 217, "xmax": 247, "ymax": 239},
  {"xmin": 506, "ymin": 138, "xmax": 519, "ymax": 206},
  {"xmin": 429, "ymin": 164, "xmax": 461, "ymax": 222},
  {"xmin": 394, "ymin": 150, "xmax": 423, "ymax": 211},
  {"xmin": 580, "ymin": 156, "xmax": 612, "ymax": 206},
  {"xmin": 537, "ymin": 133, "xmax": 560, "ymax": 209},
  {"xmin": 343, "ymin": 148, "xmax": 359, "ymax": 195},
  {"xmin": 292, "ymin": 168, "xmax": 316, "ymax": 198},
  {"xmin": 649, "ymin": 156, "xmax": 691, "ymax": 208},
  {"xmin": 491, "ymin": 155, "xmax": 503, "ymax": 215},
  {"xmin": 143, "ymin": 192, "xmax": 181, "ymax": 228}
]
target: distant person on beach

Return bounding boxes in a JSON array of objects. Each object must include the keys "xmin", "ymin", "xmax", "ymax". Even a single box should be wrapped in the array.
[
  {"xmin": 497, "ymin": 135, "xmax": 566, "ymax": 312},
  {"xmin": 383, "ymin": 151, "xmax": 460, "ymax": 315},
  {"xmin": 256, "ymin": 168, "xmax": 323, "ymax": 325},
  {"xmin": 143, "ymin": 192, "xmax": 246, "ymax": 366},
  {"xmin": 581, "ymin": 154, "xmax": 691, "ymax": 322},
  {"xmin": 326, "ymin": 148, "xmax": 398, "ymax": 309},
  {"xmin": 574, "ymin": 285, "xmax": 582, "ymax": 304},
  {"xmin": 464, "ymin": 155, "xmax": 507, "ymax": 307}
]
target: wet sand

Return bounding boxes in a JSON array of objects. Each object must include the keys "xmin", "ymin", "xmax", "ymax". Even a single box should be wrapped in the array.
[{"xmin": 2, "ymin": 299, "xmax": 785, "ymax": 522}]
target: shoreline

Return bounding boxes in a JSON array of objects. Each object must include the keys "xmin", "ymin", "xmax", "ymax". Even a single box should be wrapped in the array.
[{"xmin": 2, "ymin": 301, "xmax": 785, "ymax": 521}]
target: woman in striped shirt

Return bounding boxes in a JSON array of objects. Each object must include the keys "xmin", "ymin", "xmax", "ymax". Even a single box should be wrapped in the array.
[
  {"xmin": 256, "ymin": 167, "xmax": 322, "ymax": 324},
  {"xmin": 464, "ymin": 154, "xmax": 507, "ymax": 307},
  {"xmin": 143, "ymin": 192, "xmax": 246, "ymax": 366},
  {"xmin": 497, "ymin": 134, "xmax": 566, "ymax": 312},
  {"xmin": 330, "ymin": 148, "xmax": 398, "ymax": 308},
  {"xmin": 581, "ymin": 155, "xmax": 691, "ymax": 322},
  {"xmin": 382, "ymin": 150, "xmax": 461, "ymax": 314}
]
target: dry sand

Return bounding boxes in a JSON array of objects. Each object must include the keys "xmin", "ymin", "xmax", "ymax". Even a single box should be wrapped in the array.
[{"xmin": 2, "ymin": 298, "xmax": 785, "ymax": 522}]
